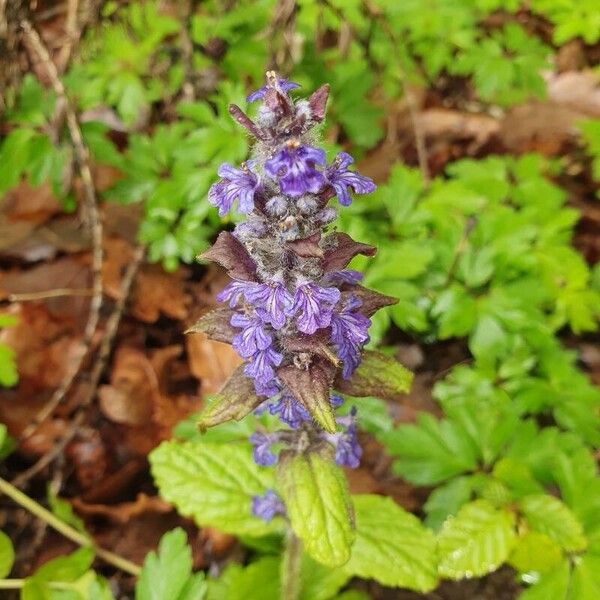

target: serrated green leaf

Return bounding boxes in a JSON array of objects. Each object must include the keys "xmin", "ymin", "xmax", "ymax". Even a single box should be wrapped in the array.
[
  {"xmin": 206, "ymin": 556, "xmax": 280, "ymax": 600},
  {"xmin": 383, "ymin": 413, "xmax": 479, "ymax": 486},
  {"xmin": 437, "ymin": 500, "xmax": 517, "ymax": 579},
  {"xmin": 345, "ymin": 495, "xmax": 438, "ymax": 592},
  {"xmin": 136, "ymin": 528, "xmax": 206, "ymax": 600},
  {"xmin": 150, "ymin": 441, "xmax": 280, "ymax": 536},
  {"xmin": 0, "ymin": 530, "xmax": 14, "ymax": 578},
  {"xmin": 509, "ymin": 531, "xmax": 563, "ymax": 576},
  {"xmin": 519, "ymin": 559, "xmax": 570, "ymax": 600},
  {"xmin": 277, "ymin": 451, "xmax": 354, "ymax": 567},
  {"xmin": 520, "ymin": 494, "xmax": 587, "ymax": 553}
]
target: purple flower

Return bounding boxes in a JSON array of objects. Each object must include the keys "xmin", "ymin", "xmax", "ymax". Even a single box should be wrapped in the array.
[
  {"xmin": 265, "ymin": 143, "xmax": 326, "ymax": 197},
  {"xmin": 330, "ymin": 394, "xmax": 344, "ymax": 409},
  {"xmin": 291, "ymin": 283, "xmax": 341, "ymax": 335},
  {"xmin": 268, "ymin": 394, "xmax": 310, "ymax": 429},
  {"xmin": 216, "ymin": 280, "xmax": 250, "ymax": 307},
  {"xmin": 328, "ymin": 407, "xmax": 362, "ymax": 468},
  {"xmin": 231, "ymin": 312, "xmax": 273, "ymax": 358},
  {"xmin": 330, "ymin": 296, "xmax": 370, "ymax": 378},
  {"xmin": 247, "ymin": 78, "xmax": 300, "ymax": 103},
  {"xmin": 244, "ymin": 281, "xmax": 293, "ymax": 330},
  {"xmin": 252, "ymin": 490, "xmax": 286, "ymax": 521},
  {"xmin": 244, "ymin": 347, "xmax": 283, "ymax": 395},
  {"xmin": 208, "ymin": 162, "xmax": 259, "ymax": 216},
  {"xmin": 325, "ymin": 152, "xmax": 376, "ymax": 206},
  {"xmin": 250, "ymin": 432, "xmax": 280, "ymax": 466},
  {"xmin": 323, "ymin": 270, "xmax": 364, "ymax": 286}
]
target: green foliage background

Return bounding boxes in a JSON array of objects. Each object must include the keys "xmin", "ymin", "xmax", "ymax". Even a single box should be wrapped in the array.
[{"xmin": 1, "ymin": 0, "xmax": 600, "ymax": 598}]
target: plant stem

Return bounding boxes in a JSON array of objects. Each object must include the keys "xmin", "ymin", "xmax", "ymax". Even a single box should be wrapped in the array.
[
  {"xmin": 0, "ymin": 579, "xmax": 24, "ymax": 589},
  {"xmin": 281, "ymin": 530, "xmax": 302, "ymax": 600},
  {"xmin": 0, "ymin": 477, "xmax": 141, "ymax": 576}
]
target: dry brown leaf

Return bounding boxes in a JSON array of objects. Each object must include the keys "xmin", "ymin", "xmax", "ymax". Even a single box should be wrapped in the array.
[
  {"xmin": 186, "ymin": 331, "xmax": 242, "ymax": 395},
  {"xmin": 1, "ymin": 181, "xmax": 63, "ymax": 225},
  {"xmin": 72, "ymin": 493, "xmax": 171, "ymax": 523}
]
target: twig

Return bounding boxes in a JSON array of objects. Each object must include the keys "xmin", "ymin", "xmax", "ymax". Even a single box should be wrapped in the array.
[
  {"xmin": 12, "ymin": 246, "xmax": 145, "ymax": 489},
  {"xmin": 19, "ymin": 20, "xmax": 104, "ymax": 442},
  {"xmin": 0, "ymin": 477, "xmax": 141, "ymax": 576},
  {"xmin": 56, "ymin": 0, "xmax": 79, "ymax": 72},
  {"xmin": 7, "ymin": 288, "xmax": 94, "ymax": 302}
]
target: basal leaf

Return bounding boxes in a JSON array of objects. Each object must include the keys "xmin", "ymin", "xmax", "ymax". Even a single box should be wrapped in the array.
[
  {"xmin": 136, "ymin": 528, "xmax": 206, "ymax": 600},
  {"xmin": 277, "ymin": 450, "xmax": 354, "ymax": 567},
  {"xmin": 519, "ymin": 494, "xmax": 587, "ymax": 553},
  {"xmin": 345, "ymin": 495, "xmax": 438, "ymax": 592},
  {"xmin": 437, "ymin": 500, "xmax": 517, "ymax": 579},
  {"xmin": 150, "ymin": 441, "xmax": 279, "ymax": 536}
]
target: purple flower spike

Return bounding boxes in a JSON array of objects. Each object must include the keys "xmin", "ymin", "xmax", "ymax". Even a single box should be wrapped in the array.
[
  {"xmin": 292, "ymin": 283, "xmax": 341, "ymax": 335},
  {"xmin": 250, "ymin": 432, "xmax": 280, "ymax": 466},
  {"xmin": 331, "ymin": 296, "xmax": 371, "ymax": 379},
  {"xmin": 216, "ymin": 280, "xmax": 251, "ymax": 308},
  {"xmin": 244, "ymin": 347, "xmax": 284, "ymax": 394},
  {"xmin": 265, "ymin": 143, "xmax": 326, "ymax": 197},
  {"xmin": 244, "ymin": 281, "xmax": 294, "ymax": 330},
  {"xmin": 252, "ymin": 490, "xmax": 286, "ymax": 521},
  {"xmin": 247, "ymin": 78, "xmax": 300, "ymax": 103},
  {"xmin": 269, "ymin": 394, "xmax": 310, "ymax": 429},
  {"xmin": 325, "ymin": 152, "xmax": 376, "ymax": 206},
  {"xmin": 208, "ymin": 162, "xmax": 259, "ymax": 216},
  {"xmin": 231, "ymin": 312, "xmax": 273, "ymax": 358}
]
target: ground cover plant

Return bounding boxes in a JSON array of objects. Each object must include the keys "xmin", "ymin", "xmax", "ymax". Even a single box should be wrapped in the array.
[{"xmin": 0, "ymin": 0, "xmax": 599, "ymax": 599}]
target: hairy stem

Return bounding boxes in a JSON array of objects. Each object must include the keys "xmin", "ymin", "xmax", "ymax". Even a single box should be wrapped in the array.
[
  {"xmin": 0, "ymin": 478, "xmax": 141, "ymax": 576},
  {"xmin": 281, "ymin": 529, "xmax": 302, "ymax": 600}
]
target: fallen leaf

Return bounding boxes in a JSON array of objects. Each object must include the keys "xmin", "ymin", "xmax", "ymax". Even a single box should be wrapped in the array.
[{"xmin": 72, "ymin": 493, "xmax": 171, "ymax": 523}]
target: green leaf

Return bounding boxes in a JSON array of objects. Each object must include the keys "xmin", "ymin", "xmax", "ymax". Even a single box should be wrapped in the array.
[
  {"xmin": 519, "ymin": 494, "xmax": 587, "ymax": 553},
  {"xmin": 508, "ymin": 531, "xmax": 563, "ymax": 576},
  {"xmin": 206, "ymin": 556, "xmax": 280, "ymax": 600},
  {"xmin": 519, "ymin": 559, "xmax": 570, "ymax": 600},
  {"xmin": 47, "ymin": 487, "xmax": 88, "ymax": 536},
  {"xmin": 0, "ymin": 530, "xmax": 14, "ymax": 578},
  {"xmin": 345, "ymin": 495, "xmax": 438, "ymax": 592},
  {"xmin": 136, "ymin": 528, "xmax": 206, "ymax": 600},
  {"xmin": 277, "ymin": 450, "xmax": 354, "ymax": 567},
  {"xmin": 335, "ymin": 350, "xmax": 413, "ymax": 402},
  {"xmin": 150, "ymin": 441, "xmax": 280, "ymax": 536},
  {"xmin": 437, "ymin": 500, "xmax": 517, "ymax": 579},
  {"xmin": 424, "ymin": 476, "xmax": 477, "ymax": 531},
  {"xmin": 0, "ymin": 344, "xmax": 18, "ymax": 387},
  {"xmin": 383, "ymin": 413, "xmax": 479, "ymax": 485},
  {"xmin": 299, "ymin": 553, "xmax": 350, "ymax": 600}
]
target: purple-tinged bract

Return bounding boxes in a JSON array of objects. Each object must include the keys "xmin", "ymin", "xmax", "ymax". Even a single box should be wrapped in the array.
[{"xmin": 247, "ymin": 78, "xmax": 300, "ymax": 103}]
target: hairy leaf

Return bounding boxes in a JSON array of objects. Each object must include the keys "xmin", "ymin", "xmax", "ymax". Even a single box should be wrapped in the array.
[
  {"xmin": 277, "ymin": 450, "xmax": 354, "ymax": 567},
  {"xmin": 335, "ymin": 350, "xmax": 412, "ymax": 402},
  {"xmin": 150, "ymin": 441, "xmax": 279, "ymax": 536},
  {"xmin": 197, "ymin": 365, "xmax": 262, "ymax": 429}
]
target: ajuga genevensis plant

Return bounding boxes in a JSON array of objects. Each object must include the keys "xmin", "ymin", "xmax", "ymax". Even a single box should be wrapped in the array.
[{"xmin": 191, "ymin": 72, "xmax": 413, "ymax": 592}]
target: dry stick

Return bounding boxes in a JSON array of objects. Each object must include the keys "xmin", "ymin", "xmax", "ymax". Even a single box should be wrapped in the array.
[
  {"xmin": 19, "ymin": 20, "xmax": 104, "ymax": 442},
  {"xmin": 13, "ymin": 246, "xmax": 144, "ymax": 486},
  {"xmin": 11, "ymin": 246, "xmax": 145, "ymax": 489},
  {"xmin": 56, "ymin": 0, "xmax": 79, "ymax": 72},
  {"xmin": 7, "ymin": 288, "xmax": 94, "ymax": 302},
  {"xmin": 0, "ymin": 477, "xmax": 141, "ymax": 576}
]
